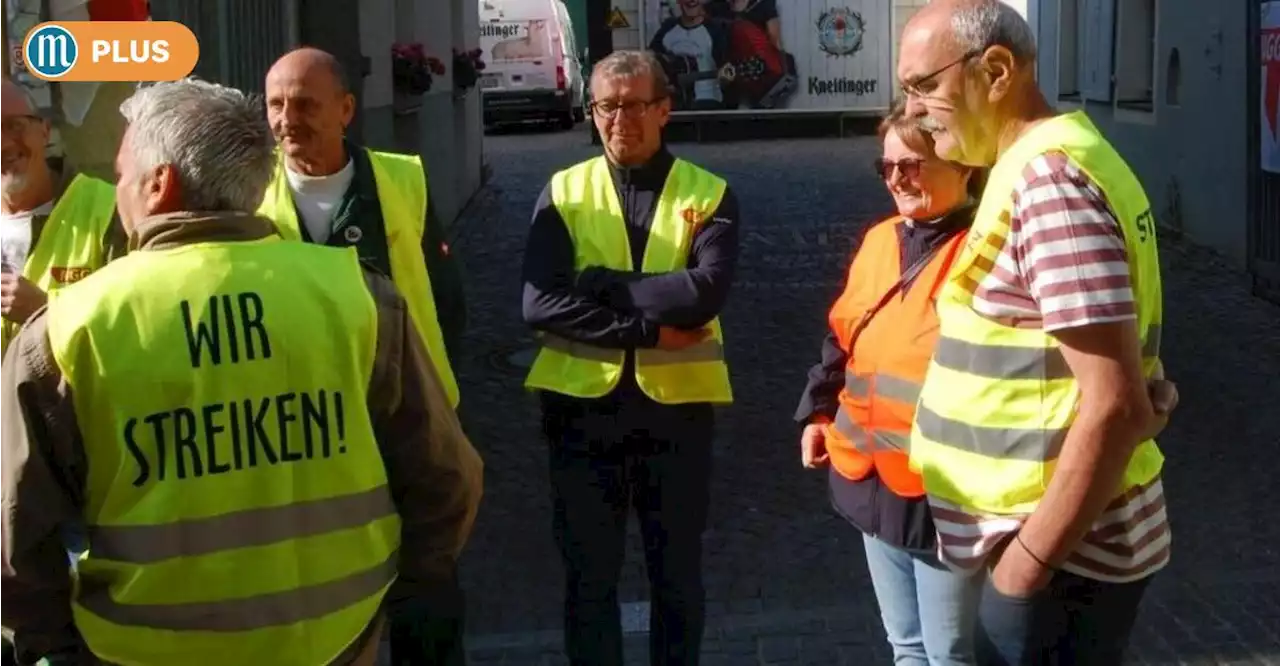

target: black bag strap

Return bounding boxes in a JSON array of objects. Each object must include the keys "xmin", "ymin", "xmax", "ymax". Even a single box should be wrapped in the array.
[{"xmin": 845, "ymin": 230, "xmax": 958, "ymax": 347}]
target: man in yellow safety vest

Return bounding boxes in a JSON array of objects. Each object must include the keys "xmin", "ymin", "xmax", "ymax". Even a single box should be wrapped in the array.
[
  {"xmin": 0, "ymin": 78, "xmax": 483, "ymax": 666},
  {"xmin": 255, "ymin": 46, "xmax": 472, "ymax": 666},
  {"xmin": 1, "ymin": 77, "xmax": 125, "ymax": 357},
  {"xmin": 897, "ymin": 2, "xmax": 1178, "ymax": 663},
  {"xmin": 521, "ymin": 50, "xmax": 740, "ymax": 666},
  {"xmin": 256, "ymin": 47, "xmax": 465, "ymax": 411}
]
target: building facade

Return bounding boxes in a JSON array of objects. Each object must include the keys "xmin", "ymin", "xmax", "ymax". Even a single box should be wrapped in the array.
[
  {"xmin": 366, "ymin": 0, "xmax": 486, "ymax": 225},
  {"xmin": 1028, "ymin": 1, "xmax": 1266, "ymax": 280},
  {"xmin": 3, "ymin": 0, "xmax": 486, "ymax": 227}
]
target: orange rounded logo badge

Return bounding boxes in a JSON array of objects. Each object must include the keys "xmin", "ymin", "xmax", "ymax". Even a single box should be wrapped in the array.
[{"xmin": 21, "ymin": 21, "xmax": 199, "ymax": 82}]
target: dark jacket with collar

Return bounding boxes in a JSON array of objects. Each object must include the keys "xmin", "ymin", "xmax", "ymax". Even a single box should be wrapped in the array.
[
  {"xmin": 520, "ymin": 146, "xmax": 741, "ymax": 402},
  {"xmin": 286, "ymin": 143, "xmax": 468, "ymax": 360}
]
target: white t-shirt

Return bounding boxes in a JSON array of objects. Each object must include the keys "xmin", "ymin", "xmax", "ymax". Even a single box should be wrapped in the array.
[
  {"xmin": 0, "ymin": 201, "xmax": 54, "ymax": 274},
  {"xmin": 661, "ymin": 24, "xmax": 722, "ymax": 103},
  {"xmin": 284, "ymin": 159, "xmax": 355, "ymax": 244}
]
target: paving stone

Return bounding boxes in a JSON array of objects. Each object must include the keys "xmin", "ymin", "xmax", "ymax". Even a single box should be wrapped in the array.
[{"xmin": 757, "ymin": 635, "xmax": 799, "ymax": 662}]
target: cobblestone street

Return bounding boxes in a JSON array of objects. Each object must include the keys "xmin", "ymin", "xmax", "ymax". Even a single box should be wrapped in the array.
[{"xmin": 437, "ymin": 127, "xmax": 1280, "ymax": 665}]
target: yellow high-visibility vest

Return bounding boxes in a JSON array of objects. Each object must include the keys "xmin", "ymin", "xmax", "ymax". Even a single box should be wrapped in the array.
[
  {"xmin": 525, "ymin": 156, "xmax": 733, "ymax": 405},
  {"xmin": 1, "ymin": 174, "xmax": 116, "ymax": 355},
  {"xmin": 46, "ymin": 237, "xmax": 400, "ymax": 666},
  {"xmin": 909, "ymin": 110, "xmax": 1165, "ymax": 515},
  {"xmin": 258, "ymin": 150, "xmax": 460, "ymax": 408}
]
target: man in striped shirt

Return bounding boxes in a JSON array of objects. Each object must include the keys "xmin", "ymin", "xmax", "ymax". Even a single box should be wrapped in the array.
[{"xmin": 897, "ymin": 1, "xmax": 1179, "ymax": 663}]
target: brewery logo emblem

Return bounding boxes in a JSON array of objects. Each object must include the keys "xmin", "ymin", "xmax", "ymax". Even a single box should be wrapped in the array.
[{"xmin": 816, "ymin": 8, "xmax": 865, "ymax": 57}]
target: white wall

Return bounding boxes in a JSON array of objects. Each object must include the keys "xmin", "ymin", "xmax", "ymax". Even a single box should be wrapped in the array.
[
  {"xmin": 359, "ymin": 0, "xmax": 486, "ymax": 225},
  {"xmin": 614, "ymin": 0, "xmax": 643, "ymax": 49},
  {"xmin": 360, "ymin": 0, "xmax": 395, "ymax": 110},
  {"xmin": 889, "ymin": 1, "xmax": 1038, "ymax": 100},
  {"xmin": 1001, "ymin": 0, "xmax": 1030, "ymax": 20},
  {"xmin": 1034, "ymin": 0, "xmax": 1249, "ymax": 263},
  {"xmin": 456, "ymin": 0, "xmax": 485, "ymax": 200}
]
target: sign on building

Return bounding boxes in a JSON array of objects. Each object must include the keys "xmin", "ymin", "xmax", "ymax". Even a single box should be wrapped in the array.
[
  {"xmin": 1263, "ymin": 1, "xmax": 1280, "ymax": 173},
  {"xmin": 607, "ymin": 7, "xmax": 631, "ymax": 29},
  {"xmin": 641, "ymin": 0, "xmax": 891, "ymax": 115}
]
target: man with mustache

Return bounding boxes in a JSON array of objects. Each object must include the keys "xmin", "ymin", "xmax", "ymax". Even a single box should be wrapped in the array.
[
  {"xmin": 258, "ymin": 48, "xmax": 465, "ymax": 409},
  {"xmin": 897, "ymin": 2, "xmax": 1175, "ymax": 664},
  {"xmin": 256, "ymin": 48, "xmax": 473, "ymax": 666},
  {"xmin": 1, "ymin": 78, "xmax": 125, "ymax": 357}
]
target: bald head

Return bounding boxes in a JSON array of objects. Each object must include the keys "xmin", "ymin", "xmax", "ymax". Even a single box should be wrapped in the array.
[
  {"xmin": 896, "ymin": 0, "xmax": 1041, "ymax": 168},
  {"xmin": 265, "ymin": 47, "xmax": 355, "ymax": 176},
  {"xmin": 904, "ymin": 0, "xmax": 1036, "ymax": 65},
  {"xmin": 1, "ymin": 78, "xmax": 40, "ymax": 118},
  {"xmin": 267, "ymin": 47, "xmax": 350, "ymax": 94}
]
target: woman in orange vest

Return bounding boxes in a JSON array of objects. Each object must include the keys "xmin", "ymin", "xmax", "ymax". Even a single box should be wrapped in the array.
[{"xmin": 794, "ymin": 100, "xmax": 984, "ymax": 665}]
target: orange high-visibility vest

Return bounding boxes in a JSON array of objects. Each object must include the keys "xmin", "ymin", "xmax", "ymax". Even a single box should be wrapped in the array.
[{"xmin": 824, "ymin": 216, "xmax": 964, "ymax": 498}]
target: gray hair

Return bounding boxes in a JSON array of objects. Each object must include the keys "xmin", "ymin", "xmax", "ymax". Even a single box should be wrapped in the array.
[
  {"xmin": 951, "ymin": 0, "xmax": 1037, "ymax": 64},
  {"xmin": 590, "ymin": 50, "xmax": 670, "ymax": 99},
  {"xmin": 119, "ymin": 78, "xmax": 275, "ymax": 212}
]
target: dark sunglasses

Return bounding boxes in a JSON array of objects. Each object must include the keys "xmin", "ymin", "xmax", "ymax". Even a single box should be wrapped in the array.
[{"xmin": 874, "ymin": 157, "xmax": 923, "ymax": 181}]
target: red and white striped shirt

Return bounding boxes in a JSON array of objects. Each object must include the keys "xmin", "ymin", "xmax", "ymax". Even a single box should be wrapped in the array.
[{"xmin": 931, "ymin": 151, "xmax": 1172, "ymax": 584}]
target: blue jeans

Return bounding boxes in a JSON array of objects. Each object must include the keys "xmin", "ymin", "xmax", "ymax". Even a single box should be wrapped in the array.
[
  {"xmin": 974, "ymin": 570, "xmax": 1151, "ymax": 666},
  {"xmin": 863, "ymin": 534, "xmax": 982, "ymax": 666}
]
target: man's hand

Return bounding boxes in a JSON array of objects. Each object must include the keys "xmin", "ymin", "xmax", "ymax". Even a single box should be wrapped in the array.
[
  {"xmin": 573, "ymin": 267, "xmax": 611, "ymax": 301},
  {"xmin": 0, "ymin": 273, "xmax": 47, "ymax": 324},
  {"xmin": 800, "ymin": 423, "xmax": 829, "ymax": 469},
  {"xmin": 1141, "ymin": 361, "xmax": 1179, "ymax": 441},
  {"xmin": 990, "ymin": 536, "xmax": 1054, "ymax": 599},
  {"xmin": 656, "ymin": 326, "xmax": 710, "ymax": 351},
  {"xmin": 1149, "ymin": 379, "xmax": 1178, "ymax": 414}
]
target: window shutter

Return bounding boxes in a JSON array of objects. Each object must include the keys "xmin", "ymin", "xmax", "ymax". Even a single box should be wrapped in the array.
[{"xmin": 1079, "ymin": 0, "xmax": 1116, "ymax": 102}]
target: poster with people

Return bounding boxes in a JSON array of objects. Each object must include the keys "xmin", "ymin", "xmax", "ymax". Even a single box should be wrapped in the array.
[
  {"xmin": 1263, "ymin": 1, "xmax": 1280, "ymax": 173},
  {"xmin": 642, "ymin": 0, "xmax": 890, "ymax": 113}
]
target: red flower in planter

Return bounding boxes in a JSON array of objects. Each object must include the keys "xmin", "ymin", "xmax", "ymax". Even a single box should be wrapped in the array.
[
  {"xmin": 452, "ymin": 47, "xmax": 487, "ymax": 92},
  {"xmin": 392, "ymin": 42, "xmax": 441, "ymax": 95}
]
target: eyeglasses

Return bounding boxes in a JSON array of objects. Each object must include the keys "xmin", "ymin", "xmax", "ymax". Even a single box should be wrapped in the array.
[
  {"xmin": 874, "ymin": 157, "xmax": 924, "ymax": 181},
  {"xmin": 900, "ymin": 48, "xmax": 984, "ymax": 98},
  {"xmin": 589, "ymin": 98, "xmax": 663, "ymax": 119}
]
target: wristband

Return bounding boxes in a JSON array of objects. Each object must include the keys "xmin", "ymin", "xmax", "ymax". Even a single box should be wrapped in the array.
[{"xmin": 1015, "ymin": 532, "xmax": 1057, "ymax": 571}]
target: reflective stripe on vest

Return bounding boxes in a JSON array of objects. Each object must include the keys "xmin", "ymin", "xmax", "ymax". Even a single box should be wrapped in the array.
[
  {"xmin": 540, "ymin": 332, "xmax": 726, "ymax": 365},
  {"xmin": 76, "ymin": 554, "xmax": 397, "ymax": 633},
  {"xmin": 823, "ymin": 217, "xmax": 963, "ymax": 499},
  {"xmin": 0, "ymin": 174, "xmax": 116, "ymax": 355},
  {"xmin": 46, "ymin": 238, "xmax": 400, "ymax": 666},
  {"xmin": 525, "ymin": 156, "xmax": 734, "ymax": 405},
  {"xmin": 909, "ymin": 111, "xmax": 1166, "ymax": 516},
  {"xmin": 833, "ymin": 370, "xmax": 918, "ymax": 450},
  {"xmin": 258, "ymin": 149, "xmax": 461, "ymax": 408}
]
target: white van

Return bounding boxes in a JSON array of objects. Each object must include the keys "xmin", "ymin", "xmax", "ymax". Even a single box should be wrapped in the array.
[{"xmin": 478, "ymin": 0, "xmax": 586, "ymax": 129}]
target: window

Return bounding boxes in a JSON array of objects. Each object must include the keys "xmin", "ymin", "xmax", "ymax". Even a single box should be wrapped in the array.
[
  {"xmin": 1057, "ymin": 0, "xmax": 1080, "ymax": 99},
  {"xmin": 1115, "ymin": 0, "xmax": 1156, "ymax": 111},
  {"xmin": 1078, "ymin": 0, "xmax": 1116, "ymax": 103}
]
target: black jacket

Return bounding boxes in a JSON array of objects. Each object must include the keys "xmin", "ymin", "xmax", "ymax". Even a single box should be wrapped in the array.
[
  {"xmin": 521, "ymin": 147, "xmax": 741, "ymax": 401},
  {"xmin": 795, "ymin": 204, "xmax": 975, "ymax": 552}
]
